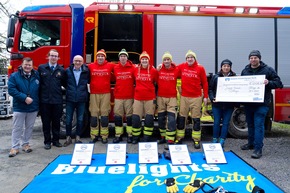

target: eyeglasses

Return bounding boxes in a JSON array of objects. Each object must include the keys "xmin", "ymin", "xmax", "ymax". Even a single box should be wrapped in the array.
[
  {"xmin": 74, "ymin": 60, "xmax": 82, "ymax": 63},
  {"xmin": 49, "ymin": 55, "xmax": 59, "ymax": 58}
]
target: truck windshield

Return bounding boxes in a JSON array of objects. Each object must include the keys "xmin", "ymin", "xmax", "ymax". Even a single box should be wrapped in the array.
[{"xmin": 19, "ymin": 20, "xmax": 60, "ymax": 51}]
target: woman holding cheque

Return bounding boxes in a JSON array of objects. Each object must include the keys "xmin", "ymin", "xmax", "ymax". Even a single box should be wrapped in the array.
[{"xmin": 208, "ymin": 59, "xmax": 237, "ymax": 147}]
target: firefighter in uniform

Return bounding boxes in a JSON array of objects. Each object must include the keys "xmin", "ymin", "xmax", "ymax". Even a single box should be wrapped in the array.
[
  {"xmin": 132, "ymin": 51, "xmax": 158, "ymax": 144},
  {"xmin": 88, "ymin": 49, "xmax": 114, "ymax": 144},
  {"xmin": 176, "ymin": 50, "xmax": 208, "ymax": 149},
  {"xmin": 156, "ymin": 52, "xmax": 179, "ymax": 149},
  {"xmin": 113, "ymin": 49, "xmax": 135, "ymax": 143}
]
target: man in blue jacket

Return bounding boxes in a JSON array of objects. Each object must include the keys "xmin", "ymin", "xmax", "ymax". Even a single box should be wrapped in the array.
[
  {"xmin": 38, "ymin": 49, "xmax": 66, "ymax": 150},
  {"xmin": 8, "ymin": 57, "xmax": 39, "ymax": 157},
  {"xmin": 63, "ymin": 55, "xmax": 90, "ymax": 146},
  {"xmin": 241, "ymin": 50, "xmax": 283, "ymax": 159}
]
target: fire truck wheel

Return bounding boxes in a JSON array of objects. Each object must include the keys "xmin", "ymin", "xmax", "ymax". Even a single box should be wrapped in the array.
[
  {"xmin": 228, "ymin": 106, "xmax": 273, "ymax": 139},
  {"xmin": 228, "ymin": 107, "xmax": 248, "ymax": 139}
]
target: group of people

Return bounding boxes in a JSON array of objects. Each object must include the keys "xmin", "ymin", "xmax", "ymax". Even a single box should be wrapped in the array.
[
  {"xmin": 209, "ymin": 50, "xmax": 283, "ymax": 159},
  {"xmin": 86, "ymin": 49, "xmax": 208, "ymax": 151},
  {"xmin": 8, "ymin": 48, "xmax": 283, "ymax": 159},
  {"xmin": 8, "ymin": 49, "xmax": 87, "ymax": 157}
]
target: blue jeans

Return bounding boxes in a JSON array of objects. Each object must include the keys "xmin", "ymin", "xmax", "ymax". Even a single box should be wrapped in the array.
[
  {"xmin": 66, "ymin": 101, "xmax": 86, "ymax": 136},
  {"xmin": 244, "ymin": 105, "xmax": 269, "ymax": 150},
  {"xmin": 212, "ymin": 105, "xmax": 234, "ymax": 139}
]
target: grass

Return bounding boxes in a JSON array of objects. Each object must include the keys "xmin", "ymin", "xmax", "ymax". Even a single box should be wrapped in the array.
[
  {"xmin": 272, "ymin": 122, "xmax": 290, "ymax": 129},
  {"xmin": 267, "ymin": 122, "xmax": 290, "ymax": 137}
]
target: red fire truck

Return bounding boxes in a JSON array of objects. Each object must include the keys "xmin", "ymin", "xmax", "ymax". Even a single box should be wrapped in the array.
[{"xmin": 6, "ymin": 1, "xmax": 290, "ymax": 138}]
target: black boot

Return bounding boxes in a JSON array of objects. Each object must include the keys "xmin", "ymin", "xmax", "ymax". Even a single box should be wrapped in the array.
[
  {"xmin": 157, "ymin": 137, "xmax": 166, "ymax": 144},
  {"xmin": 132, "ymin": 136, "xmax": 139, "ymax": 144},
  {"xmin": 113, "ymin": 136, "xmax": 122, "ymax": 143},
  {"xmin": 164, "ymin": 140, "xmax": 174, "ymax": 150},
  {"xmin": 89, "ymin": 136, "xmax": 98, "ymax": 143},
  {"xmin": 127, "ymin": 136, "xmax": 133, "ymax": 143},
  {"xmin": 142, "ymin": 135, "xmax": 151, "ymax": 142},
  {"xmin": 193, "ymin": 140, "xmax": 201, "ymax": 149}
]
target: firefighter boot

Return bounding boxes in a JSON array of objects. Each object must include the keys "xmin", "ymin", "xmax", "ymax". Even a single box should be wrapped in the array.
[{"xmin": 132, "ymin": 136, "xmax": 139, "ymax": 144}]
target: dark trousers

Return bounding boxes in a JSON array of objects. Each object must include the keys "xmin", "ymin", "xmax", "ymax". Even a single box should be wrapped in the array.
[
  {"xmin": 65, "ymin": 101, "xmax": 86, "ymax": 136},
  {"xmin": 212, "ymin": 105, "xmax": 234, "ymax": 139},
  {"xmin": 244, "ymin": 105, "xmax": 269, "ymax": 151},
  {"xmin": 40, "ymin": 103, "xmax": 63, "ymax": 144}
]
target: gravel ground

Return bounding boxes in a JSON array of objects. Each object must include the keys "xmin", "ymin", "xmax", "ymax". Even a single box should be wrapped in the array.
[{"xmin": 0, "ymin": 117, "xmax": 289, "ymax": 193}]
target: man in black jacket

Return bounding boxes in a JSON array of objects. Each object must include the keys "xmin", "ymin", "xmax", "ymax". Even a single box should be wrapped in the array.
[
  {"xmin": 240, "ymin": 50, "xmax": 283, "ymax": 159},
  {"xmin": 38, "ymin": 49, "xmax": 66, "ymax": 150},
  {"xmin": 63, "ymin": 55, "xmax": 90, "ymax": 146}
]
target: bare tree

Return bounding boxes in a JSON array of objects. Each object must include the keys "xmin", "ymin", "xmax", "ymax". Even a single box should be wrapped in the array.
[{"xmin": 0, "ymin": 0, "xmax": 16, "ymax": 74}]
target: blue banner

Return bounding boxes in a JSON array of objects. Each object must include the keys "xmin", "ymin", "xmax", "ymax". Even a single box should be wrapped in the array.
[{"xmin": 22, "ymin": 151, "xmax": 283, "ymax": 193}]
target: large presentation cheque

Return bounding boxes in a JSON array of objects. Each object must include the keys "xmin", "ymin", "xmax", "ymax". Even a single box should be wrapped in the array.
[{"xmin": 215, "ymin": 75, "xmax": 265, "ymax": 102}]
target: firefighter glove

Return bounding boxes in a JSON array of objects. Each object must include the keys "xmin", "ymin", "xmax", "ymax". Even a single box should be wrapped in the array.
[
  {"xmin": 183, "ymin": 180, "xmax": 204, "ymax": 193},
  {"xmin": 165, "ymin": 178, "xmax": 178, "ymax": 193}
]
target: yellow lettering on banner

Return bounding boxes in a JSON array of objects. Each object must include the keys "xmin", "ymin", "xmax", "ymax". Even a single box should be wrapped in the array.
[
  {"xmin": 246, "ymin": 175, "xmax": 256, "ymax": 192},
  {"xmin": 125, "ymin": 172, "xmax": 256, "ymax": 193},
  {"xmin": 125, "ymin": 175, "xmax": 145, "ymax": 193},
  {"xmin": 175, "ymin": 174, "xmax": 199, "ymax": 185},
  {"xmin": 125, "ymin": 175, "xmax": 162, "ymax": 193}
]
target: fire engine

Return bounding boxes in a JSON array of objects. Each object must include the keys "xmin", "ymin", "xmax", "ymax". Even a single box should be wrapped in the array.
[{"xmin": 5, "ymin": 1, "xmax": 290, "ymax": 138}]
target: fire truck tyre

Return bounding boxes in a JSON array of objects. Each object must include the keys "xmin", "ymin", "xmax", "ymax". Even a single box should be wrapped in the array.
[
  {"xmin": 228, "ymin": 107, "xmax": 248, "ymax": 139},
  {"xmin": 264, "ymin": 116, "xmax": 272, "ymax": 131},
  {"xmin": 59, "ymin": 109, "xmax": 90, "ymax": 139}
]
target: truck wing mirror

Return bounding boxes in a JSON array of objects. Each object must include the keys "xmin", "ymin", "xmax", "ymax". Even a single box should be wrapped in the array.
[
  {"xmin": 7, "ymin": 17, "xmax": 17, "ymax": 38},
  {"xmin": 6, "ymin": 38, "xmax": 13, "ymax": 49}
]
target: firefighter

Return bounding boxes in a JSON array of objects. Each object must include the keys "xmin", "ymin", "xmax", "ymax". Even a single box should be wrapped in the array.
[
  {"xmin": 156, "ymin": 52, "xmax": 179, "ymax": 149},
  {"xmin": 176, "ymin": 50, "xmax": 208, "ymax": 149},
  {"xmin": 113, "ymin": 49, "xmax": 135, "ymax": 143},
  {"xmin": 132, "ymin": 51, "xmax": 158, "ymax": 144},
  {"xmin": 88, "ymin": 49, "xmax": 114, "ymax": 144}
]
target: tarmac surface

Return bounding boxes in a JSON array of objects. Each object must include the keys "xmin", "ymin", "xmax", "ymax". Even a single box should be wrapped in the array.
[{"xmin": 0, "ymin": 116, "xmax": 289, "ymax": 193}]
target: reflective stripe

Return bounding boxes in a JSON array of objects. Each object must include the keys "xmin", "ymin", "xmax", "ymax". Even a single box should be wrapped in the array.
[
  {"xmin": 159, "ymin": 128, "xmax": 166, "ymax": 137},
  {"xmin": 166, "ymin": 130, "xmax": 176, "ymax": 141},
  {"xmin": 144, "ymin": 126, "xmax": 154, "ymax": 135},
  {"xmin": 90, "ymin": 126, "xmax": 99, "ymax": 137},
  {"xmin": 176, "ymin": 129, "xmax": 185, "ymax": 139},
  {"xmin": 126, "ymin": 126, "xmax": 133, "ymax": 136},
  {"xmin": 100, "ymin": 127, "xmax": 109, "ymax": 138},
  {"xmin": 115, "ymin": 126, "xmax": 123, "ymax": 136},
  {"xmin": 132, "ymin": 127, "xmax": 142, "ymax": 136},
  {"xmin": 192, "ymin": 130, "xmax": 201, "ymax": 141}
]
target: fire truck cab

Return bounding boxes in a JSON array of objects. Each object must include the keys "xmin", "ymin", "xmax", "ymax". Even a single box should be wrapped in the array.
[{"xmin": 6, "ymin": 1, "xmax": 290, "ymax": 138}]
